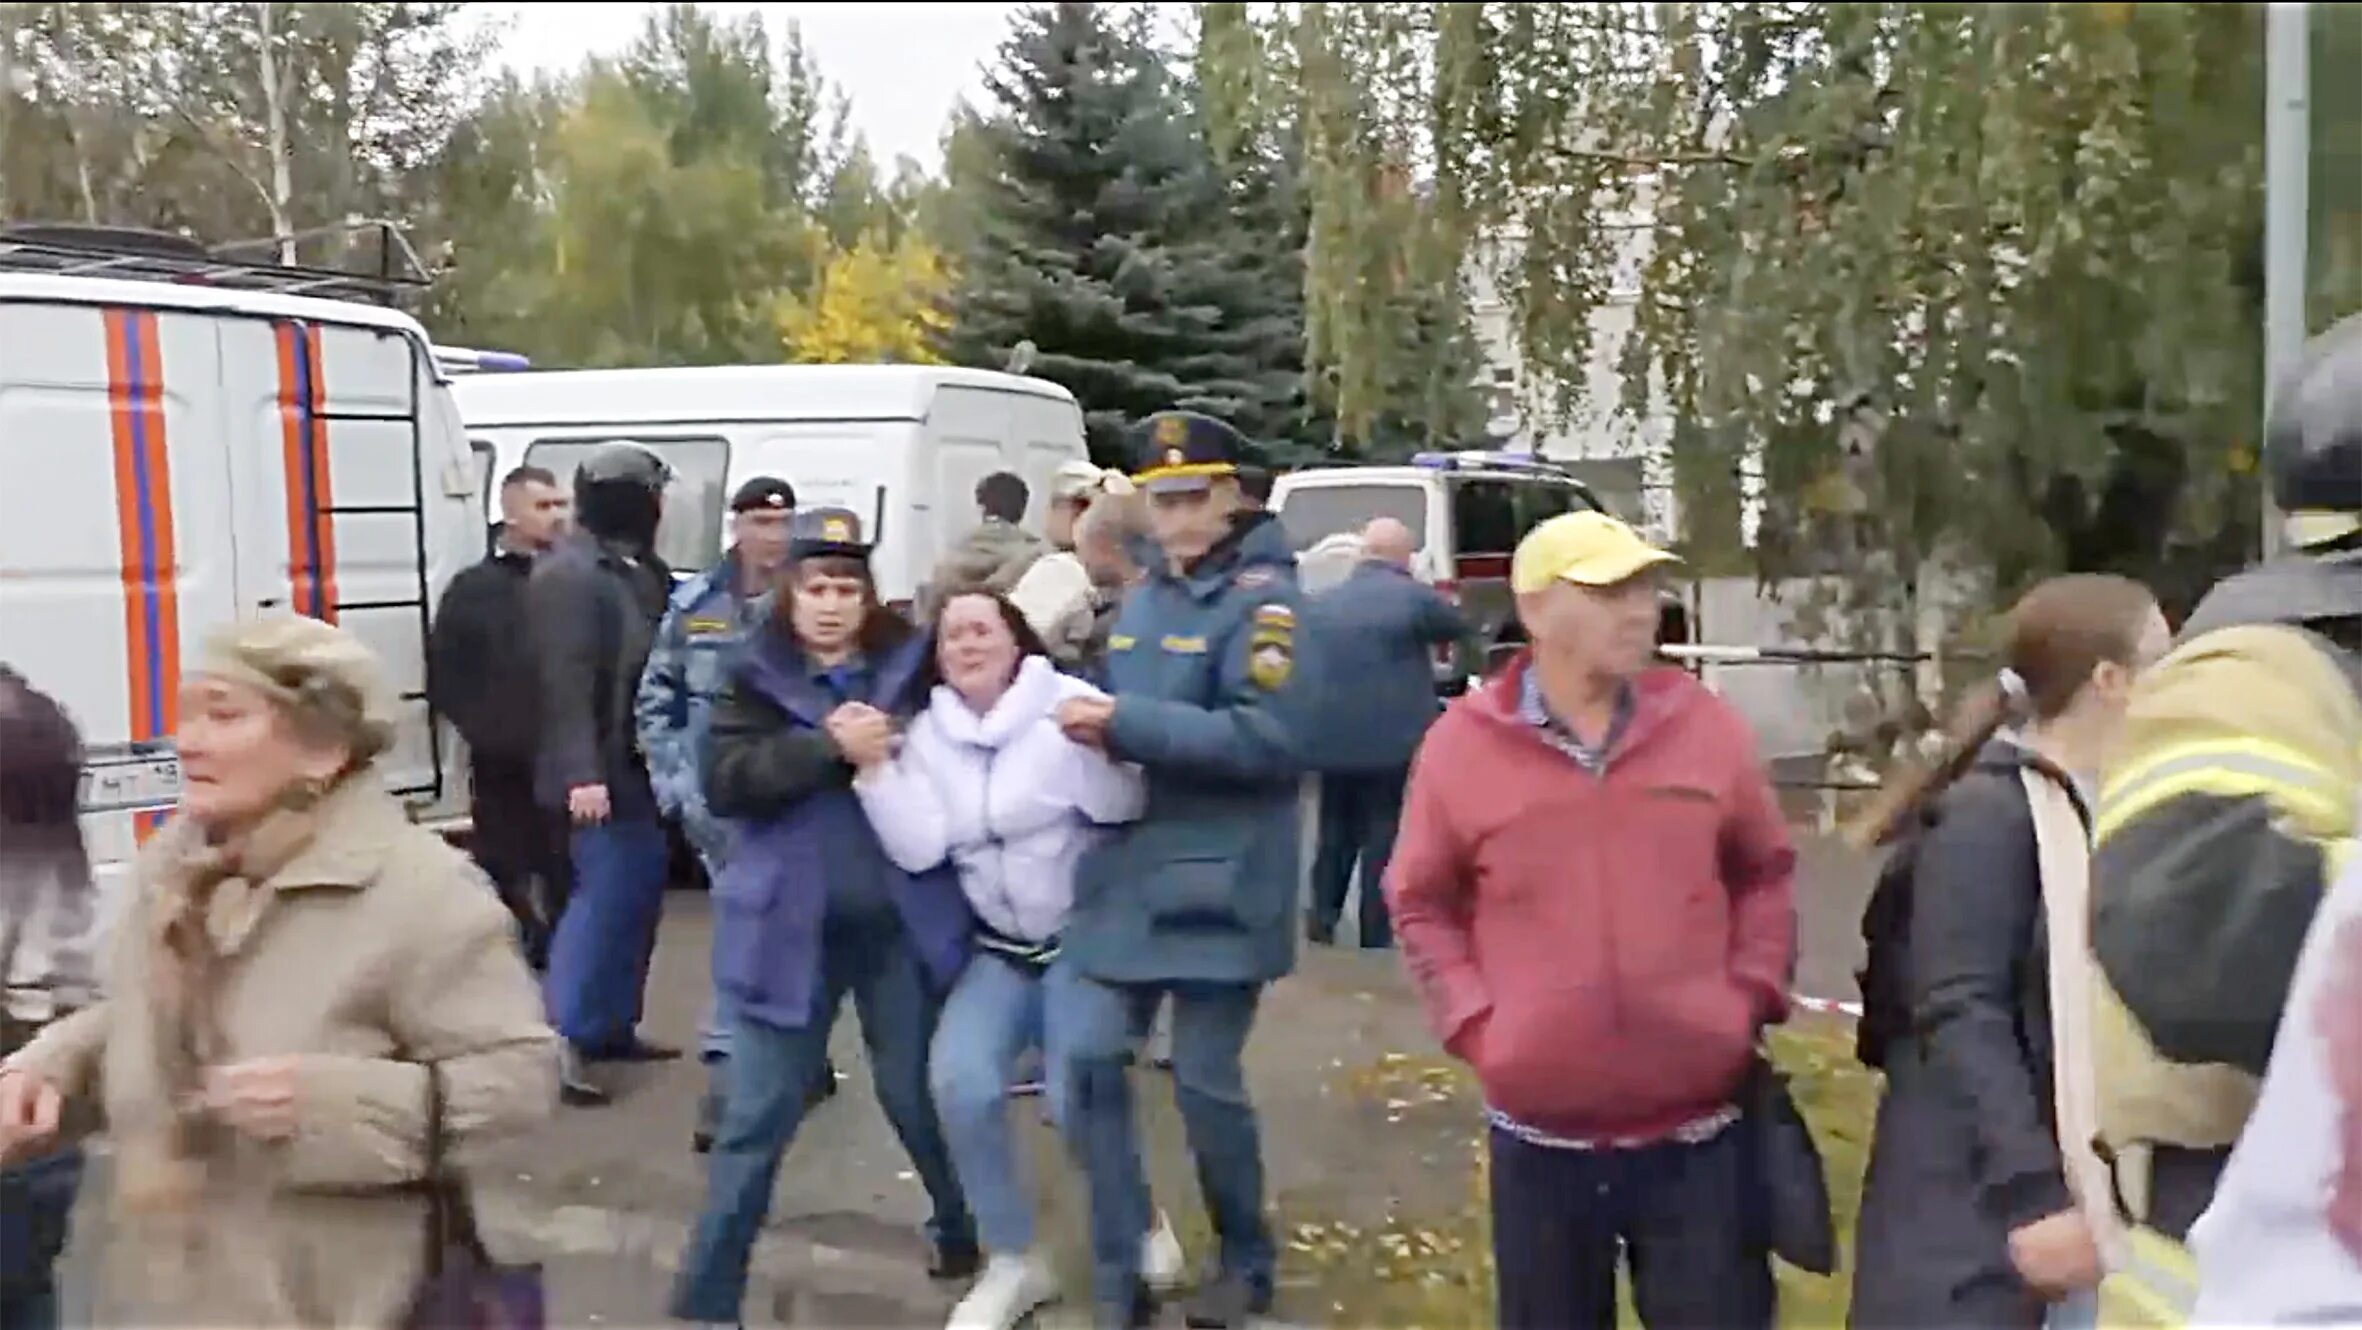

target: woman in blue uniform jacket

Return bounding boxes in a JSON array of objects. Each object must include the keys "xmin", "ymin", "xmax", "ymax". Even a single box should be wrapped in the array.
[{"xmin": 669, "ymin": 509, "xmax": 978, "ymax": 1326}]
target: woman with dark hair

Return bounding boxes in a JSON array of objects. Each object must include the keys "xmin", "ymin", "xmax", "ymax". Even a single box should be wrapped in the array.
[
  {"xmin": 671, "ymin": 508, "xmax": 979, "ymax": 1326},
  {"xmin": 0, "ymin": 666, "xmax": 96, "ymax": 1330},
  {"xmin": 853, "ymin": 589, "xmax": 1179, "ymax": 1330},
  {"xmin": 1848, "ymin": 574, "xmax": 2170, "ymax": 1328}
]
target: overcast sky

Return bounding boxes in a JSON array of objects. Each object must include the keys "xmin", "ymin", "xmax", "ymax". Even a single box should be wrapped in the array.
[{"xmin": 484, "ymin": 3, "xmax": 1024, "ymax": 170}]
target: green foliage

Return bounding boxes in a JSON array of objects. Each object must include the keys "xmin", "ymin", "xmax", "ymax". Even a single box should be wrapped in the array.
[
  {"xmin": 942, "ymin": 1, "xmax": 1477, "ymax": 468},
  {"xmin": 1214, "ymin": 2, "xmax": 2356, "ymax": 617},
  {"xmin": 943, "ymin": 3, "xmax": 1294, "ymax": 462},
  {"xmin": 1, "ymin": 1, "xmax": 949, "ymax": 374}
]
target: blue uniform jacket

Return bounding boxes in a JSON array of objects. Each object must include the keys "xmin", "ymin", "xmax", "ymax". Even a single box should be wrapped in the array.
[
  {"xmin": 1067, "ymin": 513, "xmax": 1313, "ymax": 986},
  {"xmin": 1301, "ymin": 561, "xmax": 1466, "ymax": 774},
  {"xmin": 703, "ymin": 625, "xmax": 974, "ymax": 1030},
  {"xmin": 635, "ymin": 553, "xmax": 766, "ymax": 864}
]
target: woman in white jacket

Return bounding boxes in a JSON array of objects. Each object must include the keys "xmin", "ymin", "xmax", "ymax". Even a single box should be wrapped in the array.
[{"xmin": 852, "ymin": 589, "xmax": 1172, "ymax": 1330}]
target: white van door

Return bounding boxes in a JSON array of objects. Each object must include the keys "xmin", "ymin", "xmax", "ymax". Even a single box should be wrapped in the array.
[
  {"xmin": 0, "ymin": 300, "xmax": 244, "ymax": 888},
  {"xmin": 219, "ymin": 318, "xmax": 451, "ymax": 809},
  {"xmin": 922, "ymin": 387, "xmax": 1020, "ymax": 580}
]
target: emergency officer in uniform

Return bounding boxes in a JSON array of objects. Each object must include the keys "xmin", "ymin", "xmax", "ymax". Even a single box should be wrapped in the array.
[
  {"xmin": 1052, "ymin": 411, "xmax": 1312, "ymax": 1330},
  {"xmin": 2087, "ymin": 312, "xmax": 2362, "ymax": 1321}
]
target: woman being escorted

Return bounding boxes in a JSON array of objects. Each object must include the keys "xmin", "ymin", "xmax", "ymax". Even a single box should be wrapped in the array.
[
  {"xmin": 0, "ymin": 617, "xmax": 558, "ymax": 1327},
  {"xmin": 1848, "ymin": 575, "xmax": 2169, "ymax": 1328},
  {"xmin": 854, "ymin": 590, "xmax": 1180, "ymax": 1330},
  {"xmin": 672, "ymin": 508, "xmax": 978, "ymax": 1326}
]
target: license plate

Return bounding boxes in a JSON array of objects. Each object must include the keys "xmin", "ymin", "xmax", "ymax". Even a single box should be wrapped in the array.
[{"xmin": 80, "ymin": 751, "xmax": 183, "ymax": 814}]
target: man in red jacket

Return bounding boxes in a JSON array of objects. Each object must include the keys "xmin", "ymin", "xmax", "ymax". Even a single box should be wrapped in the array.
[{"xmin": 1385, "ymin": 510, "xmax": 1797, "ymax": 1330}]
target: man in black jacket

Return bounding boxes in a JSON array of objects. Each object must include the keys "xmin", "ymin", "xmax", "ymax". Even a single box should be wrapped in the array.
[
  {"xmin": 429, "ymin": 465, "xmax": 570, "ymax": 969},
  {"xmin": 527, "ymin": 444, "xmax": 679, "ymax": 1106}
]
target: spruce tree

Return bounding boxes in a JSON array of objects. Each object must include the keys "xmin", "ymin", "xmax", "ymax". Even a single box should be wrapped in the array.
[{"xmin": 947, "ymin": 2, "xmax": 1303, "ymax": 465}]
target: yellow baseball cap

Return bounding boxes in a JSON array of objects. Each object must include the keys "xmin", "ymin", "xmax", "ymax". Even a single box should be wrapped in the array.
[{"xmin": 1510, "ymin": 511, "xmax": 1679, "ymax": 593}]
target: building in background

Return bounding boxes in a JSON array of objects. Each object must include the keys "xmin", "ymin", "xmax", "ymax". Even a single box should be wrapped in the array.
[{"xmin": 1465, "ymin": 200, "xmax": 1684, "ymax": 546}]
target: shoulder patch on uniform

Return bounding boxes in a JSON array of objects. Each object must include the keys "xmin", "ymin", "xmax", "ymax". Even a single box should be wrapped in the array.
[
  {"xmin": 1235, "ymin": 566, "xmax": 1281, "ymax": 590},
  {"xmin": 1246, "ymin": 600, "xmax": 1296, "ymax": 691},
  {"xmin": 684, "ymin": 616, "xmax": 730, "ymax": 634}
]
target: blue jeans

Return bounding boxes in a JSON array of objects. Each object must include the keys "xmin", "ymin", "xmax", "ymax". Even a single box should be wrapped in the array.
[
  {"xmin": 0, "ymin": 1147, "xmax": 82, "ymax": 1330},
  {"xmin": 670, "ymin": 917, "xmax": 973, "ymax": 1324},
  {"xmin": 1057, "ymin": 977, "xmax": 1270, "ymax": 1317},
  {"xmin": 544, "ymin": 818, "xmax": 670, "ymax": 1052},
  {"xmin": 696, "ymin": 850, "xmax": 736, "ymax": 1064},
  {"xmin": 931, "ymin": 951, "xmax": 1092, "ymax": 1255}
]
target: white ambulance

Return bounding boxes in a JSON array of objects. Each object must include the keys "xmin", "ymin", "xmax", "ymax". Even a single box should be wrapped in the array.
[
  {"xmin": 0, "ymin": 232, "xmax": 485, "ymax": 907},
  {"xmin": 450, "ymin": 364, "xmax": 1090, "ymax": 611}
]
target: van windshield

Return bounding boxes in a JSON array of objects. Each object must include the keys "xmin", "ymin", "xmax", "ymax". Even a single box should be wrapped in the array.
[
  {"xmin": 1277, "ymin": 482, "xmax": 1428, "ymax": 549},
  {"xmin": 525, "ymin": 436, "xmax": 729, "ymax": 573}
]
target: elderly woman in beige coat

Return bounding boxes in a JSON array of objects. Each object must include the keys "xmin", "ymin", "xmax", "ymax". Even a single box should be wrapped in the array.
[{"xmin": 0, "ymin": 616, "xmax": 558, "ymax": 1327}]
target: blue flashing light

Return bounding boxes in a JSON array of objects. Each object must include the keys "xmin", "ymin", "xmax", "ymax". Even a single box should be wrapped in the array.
[
  {"xmin": 1413, "ymin": 449, "xmax": 1568, "ymax": 474},
  {"xmin": 432, "ymin": 344, "xmax": 532, "ymax": 374}
]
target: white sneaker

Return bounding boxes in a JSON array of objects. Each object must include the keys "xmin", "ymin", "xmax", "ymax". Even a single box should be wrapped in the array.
[
  {"xmin": 947, "ymin": 1251, "xmax": 1060, "ymax": 1330},
  {"xmin": 1140, "ymin": 1210, "xmax": 1186, "ymax": 1291}
]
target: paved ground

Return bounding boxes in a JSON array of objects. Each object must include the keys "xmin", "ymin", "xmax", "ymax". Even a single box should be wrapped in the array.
[{"xmin": 54, "ymin": 833, "xmax": 1879, "ymax": 1328}]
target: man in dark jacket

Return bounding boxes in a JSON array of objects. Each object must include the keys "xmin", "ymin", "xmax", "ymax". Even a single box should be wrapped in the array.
[
  {"xmin": 1053, "ymin": 411, "xmax": 1313, "ymax": 1329},
  {"xmin": 430, "ymin": 464, "xmax": 569, "ymax": 967},
  {"xmin": 527, "ymin": 444, "xmax": 678, "ymax": 1106},
  {"xmin": 1304, "ymin": 517, "xmax": 1464, "ymax": 949}
]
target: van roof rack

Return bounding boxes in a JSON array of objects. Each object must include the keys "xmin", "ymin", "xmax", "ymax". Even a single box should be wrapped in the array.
[{"xmin": 0, "ymin": 219, "xmax": 431, "ymax": 306}]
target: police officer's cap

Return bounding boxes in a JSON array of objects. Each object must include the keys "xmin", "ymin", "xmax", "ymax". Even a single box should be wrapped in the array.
[
  {"xmin": 788, "ymin": 506, "xmax": 869, "ymax": 562},
  {"xmin": 730, "ymin": 476, "xmax": 797, "ymax": 513},
  {"xmin": 575, "ymin": 441, "xmax": 672, "ymax": 492},
  {"xmin": 2267, "ymin": 311, "xmax": 2362, "ymax": 549},
  {"xmin": 1130, "ymin": 411, "xmax": 1250, "ymax": 495}
]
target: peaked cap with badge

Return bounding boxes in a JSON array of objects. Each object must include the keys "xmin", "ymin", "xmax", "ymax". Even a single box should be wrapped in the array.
[
  {"xmin": 1129, "ymin": 410, "xmax": 1256, "ymax": 495},
  {"xmin": 787, "ymin": 506, "xmax": 869, "ymax": 562}
]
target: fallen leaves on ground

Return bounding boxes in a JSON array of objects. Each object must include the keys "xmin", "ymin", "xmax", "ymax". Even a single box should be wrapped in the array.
[{"xmin": 1282, "ymin": 1017, "xmax": 1879, "ymax": 1327}]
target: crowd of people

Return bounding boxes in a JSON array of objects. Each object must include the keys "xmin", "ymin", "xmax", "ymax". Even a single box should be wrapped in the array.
[{"xmin": 0, "ymin": 311, "xmax": 2357, "ymax": 1330}]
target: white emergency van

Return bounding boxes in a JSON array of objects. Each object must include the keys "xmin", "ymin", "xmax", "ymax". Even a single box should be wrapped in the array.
[
  {"xmin": 450, "ymin": 364, "xmax": 1090, "ymax": 609},
  {"xmin": 0, "ymin": 234, "xmax": 485, "ymax": 906}
]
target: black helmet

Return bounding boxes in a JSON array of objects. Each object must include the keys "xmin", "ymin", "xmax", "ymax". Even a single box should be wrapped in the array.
[
  {"xmin": 574, "ymin": 441, "xmax": 672, "ymax": 494},
  {"xmin": 573, "ymin": 442, "xmax": 670, "ymax": 548},
  {"xmin": 2266, "ymin": 312, "xmax": 2362, "ymax": 549}
]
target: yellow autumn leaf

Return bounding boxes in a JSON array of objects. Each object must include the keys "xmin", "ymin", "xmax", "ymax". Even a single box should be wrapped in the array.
[{"xmin": 777, "ymin": 228, "xmax": 954, "ymax": 366}]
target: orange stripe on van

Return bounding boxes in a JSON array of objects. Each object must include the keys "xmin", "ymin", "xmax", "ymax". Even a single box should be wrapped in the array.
[
  {"xmin": 275, "ymin": 322, "xmax": 338, "ymax": 622},
  {"xmin": 304, "ymin": 323, "xmax": 337, "ymax": 621},
  {"xmin": 104, "ymin": 307, "xmax": 180, "ymax": 843}
]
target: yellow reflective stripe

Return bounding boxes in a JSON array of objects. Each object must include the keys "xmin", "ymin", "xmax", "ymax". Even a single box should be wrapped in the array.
[
  {"xmin": 2101, "ymin": 736, "xmax": 2337, "ymax": 807},
  {"xmin": 2094, "ymin": 741, "xmax": 2347, "ymax": 844},
  {"xmin": 2097, "ymin": 1226, "xmax": 2200, "ymax": 1325}
]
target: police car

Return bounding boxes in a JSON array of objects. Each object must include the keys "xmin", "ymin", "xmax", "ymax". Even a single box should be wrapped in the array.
[{"xmin": 1274, "ymin": 450, "xmax": 1664, "ymax": 686}]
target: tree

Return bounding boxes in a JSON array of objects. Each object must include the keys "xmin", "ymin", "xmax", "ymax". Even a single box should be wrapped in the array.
[
  {"xmin": 1, "ymin": 1, "xmax": 489, "ymax": 252},
  {"xmin": 946, "ymin": 2, "xmax": 1305, "ymax": 463},
  {"xmin": 778, "ymin": 228, "xmax": 952, "ymax": 364},
  {"xmin": 530, "ymin": 66, "xmax": 790, "ymax": 366},
  {"xmin": 1208, "ymin": 3, "xmax": 2349, "ymax": 623}
]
